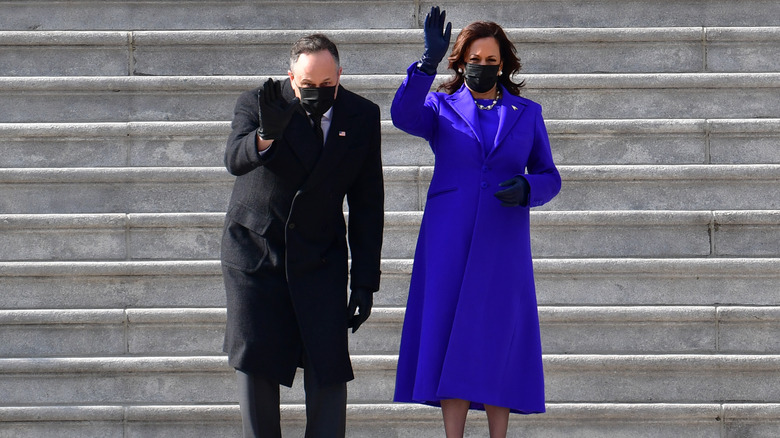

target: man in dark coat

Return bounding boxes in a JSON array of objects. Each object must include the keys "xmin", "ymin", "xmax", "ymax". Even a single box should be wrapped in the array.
[{"xmin": 220, "ymin": 34, "xmax": 384, "ymax": 437}]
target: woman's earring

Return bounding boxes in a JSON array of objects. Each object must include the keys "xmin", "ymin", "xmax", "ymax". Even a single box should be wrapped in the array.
[
  {"xmin": 458, "ymin": 68, "xmax": 464, "ymax": 74},
  {"xmin": 498, "ymin": 70, "xmax": 503, "ymax": 76}
]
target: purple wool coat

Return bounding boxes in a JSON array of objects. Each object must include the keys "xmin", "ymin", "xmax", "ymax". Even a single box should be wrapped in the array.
[{"xmin": 392, "ymin": 64, "xmax": 561, "ymax": 414}]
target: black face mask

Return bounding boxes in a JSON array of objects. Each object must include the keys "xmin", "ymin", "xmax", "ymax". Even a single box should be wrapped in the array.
[
  {"xmin": 463, "ymin": 63, "xmax": 501, "ymax": 93},
  {"xmin": 298, "ymin": 85, "xmax": 337, "ymax": 117}
]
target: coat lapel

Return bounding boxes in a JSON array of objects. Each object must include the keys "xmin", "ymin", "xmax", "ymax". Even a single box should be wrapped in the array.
[
  {"xmin": 491, "ymin": 87, "xmax": 527, "ymax": 157},
  {"xmin": 447, "ymin": 85, "xmax": 484, "ymax": 147},
  {"xmin": 283, "ymin": 114, "xmax": 321, "ymax": 173},
  {"xmin": 300, "ymin": 85, "xmax": 351, "ymax": 192},
  {"xmin": 279, "ymin": 79, "xmax": 321, "ymax": 173},
  {"xmin": 446, "ymin": 84, "xmax": 529, "ymax": 157}
]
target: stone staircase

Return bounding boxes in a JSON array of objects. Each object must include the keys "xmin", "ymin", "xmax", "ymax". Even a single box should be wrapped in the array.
[{"xmin": 1, "ymin": 1, "xmax": 779, "ymax": 437}]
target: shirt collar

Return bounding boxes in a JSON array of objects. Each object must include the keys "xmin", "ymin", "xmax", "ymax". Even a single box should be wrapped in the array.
[
  {"xmin": 321, "ymin": 106, "xmax": 334, "ymax": 121},
  {"xmin": 306, "ymin": 106, "xmax": 334, "ymax": 121}
]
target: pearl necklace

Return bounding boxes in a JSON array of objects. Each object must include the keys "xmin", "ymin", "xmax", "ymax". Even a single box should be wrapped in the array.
[{"xmin": 474, "ymin": 89, "xmax": 502, "ymax": 110}]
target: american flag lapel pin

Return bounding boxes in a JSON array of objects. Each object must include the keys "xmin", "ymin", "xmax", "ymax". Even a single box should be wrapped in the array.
[{"xmin": 339, "ymin": 131, "xmax": 347, "ymax": 137}]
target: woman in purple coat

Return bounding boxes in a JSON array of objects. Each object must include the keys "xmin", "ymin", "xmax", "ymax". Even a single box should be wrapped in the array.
[{"xmin": 392, "ymin": 7, "xmax": 562, "ymax": 438}]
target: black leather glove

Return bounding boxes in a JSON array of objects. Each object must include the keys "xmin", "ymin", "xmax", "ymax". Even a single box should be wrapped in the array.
[
  {"xmin": 418, "ymin": 6, "xmax": 452, "ymax": 75},
  {"xmin": 347, "ymin": 287, "xmax": 373, "ymax": 333},
  {"xmin": 494, "ymin": 176, "xmax": 531, "ymax": 207},
  {"xmin": 257, "ymin": 78, "xmax": 300, "ymax": 140}
]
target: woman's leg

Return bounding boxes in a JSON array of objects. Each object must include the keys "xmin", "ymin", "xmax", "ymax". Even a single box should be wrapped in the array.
[
  {"xmin": 484, "ymin": 404, "xmax": 510, "ymax": 438},
  {"xmin": 441, "ymin": 398, "xmax": 470, "ymax": 438}
]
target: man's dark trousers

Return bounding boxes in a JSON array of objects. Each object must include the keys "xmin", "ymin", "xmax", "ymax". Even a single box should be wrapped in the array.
[{"xmin": 236, "ymin": 356, "xmax": 346, "ymax": 438}]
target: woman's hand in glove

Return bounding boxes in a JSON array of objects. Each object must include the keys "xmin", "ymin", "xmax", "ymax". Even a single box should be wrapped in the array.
[
  {"xmin": 494, "ymin": 176, "xmax": 530, "ymax": 207},
  {"xmin": 418, "ymin": 6, "xmax": 452, "ymax": 75}
]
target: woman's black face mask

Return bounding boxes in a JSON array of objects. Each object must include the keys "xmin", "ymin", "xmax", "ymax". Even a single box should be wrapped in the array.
[
  {"xmin": 299, "ymin": 85, "xmax": 337, "ymax": 117},
  {"xmin": 463, "ymin": 63, "xmax": 500, "ymax": 93}
]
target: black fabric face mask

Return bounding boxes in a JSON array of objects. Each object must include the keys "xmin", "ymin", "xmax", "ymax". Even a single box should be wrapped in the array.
[
  {"xmin": 298, "ymin": 85, "xmax": 337, "ymax": 117},
  {"xmin": 463, "ymin": 63, "xmax": 501, "ymax": 93}
]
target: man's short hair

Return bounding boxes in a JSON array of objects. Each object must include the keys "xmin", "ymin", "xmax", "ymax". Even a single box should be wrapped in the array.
[{"xmin": 289, "ymin": 33, "xmax": 340, "ymax": 69}]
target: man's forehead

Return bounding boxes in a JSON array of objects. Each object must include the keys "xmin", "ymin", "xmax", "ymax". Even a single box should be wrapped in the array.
[
  {"xmin": 296, "ymin": 71, "xmax": 336, "ymax": 82},
  {"xmin": 293, "ymin": 51, "xmax": 337, "ymax": 71}
]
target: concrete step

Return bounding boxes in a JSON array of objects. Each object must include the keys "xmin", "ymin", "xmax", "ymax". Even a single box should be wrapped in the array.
[
  {"xmin": 1, "ymin": 165, "xmax": 778, "ymax": 213},
  {"xmin": 388, "ymin": 210, "xmax": 780, "ymax": 259},
  {"xmin": 2, "ymin": 28, "xmax": 779, "ymax": 76},
  {"xmin": 543, "ymin": 164, "xmax": 780, "ymax": 211},
  {"xmin": 1, "ymin": 74, "xmax": 779, "ymax": 122},
  {"xmin": 1, "ymin": 258, "xmax": 778, "ymax": 309},
  {"xmin": 0, "ymin": 167, "xmax": 234, "ymax": 213},
  {"xmin": 1, "ymin": 210, "xmax": 777, "ymax": 261},
  {"xmin": 3, "ymin": 0, "xmax": 779, "ymax": 30},
  {"xmin": 3, "ymin": 306, "xmax": 780, "ymax": 358},
  {"xmin": 3, "ymin": 119, "xmax": 780, "ymax": 168},
  {"xmin": 0, "ymin": 122, "xmax": 229, "ymax": 168},
  {"xmin": 2, "ymin": 354, "xmax": 780, "ymax": 405},
  {"xmin": 5, "ymin": 402, "xmax": 772, "ymax": 438}
]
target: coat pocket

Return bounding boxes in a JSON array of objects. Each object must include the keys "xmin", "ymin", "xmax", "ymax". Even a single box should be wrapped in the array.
[
  {"xmin": 426, "ymin": 186, "xmax": 458, "ymax": 200},
  {"xmin": 221, "ymin": 219, "xmax": 270, "ymax": 273},
  {"xmin": 227, "ymin": 202, "xmax": 271, "ymax": 235}
]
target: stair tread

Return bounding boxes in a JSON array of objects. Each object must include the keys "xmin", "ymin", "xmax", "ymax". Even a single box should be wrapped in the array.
[
  {"xmin": 2, "ymin": 257, "xmax": 778, "ymax": 272},
  {"xmin": 4, "ymin": 0, "xmax": 780, "ymax": 30},
  {"xmin": 1, "ymin": 163, "xmax": 778, "ymax": 178},
  {"xmin": 3, "ymin": 72, "xmax": 780, "ymax": 86},
  {"xmin": 2, "ymin": 402, "xmax": 776, "ymax": 419},
  {"xmin": 4, "ymin": 305, "xmax": 780, "ymax": 324},
  {"xmin": 3, "ymin": 353, "xmax": 780, "ymax": 368},
  {"xmin": 3, "ymin": 209, "xmax": 778, "ymax": 224}
]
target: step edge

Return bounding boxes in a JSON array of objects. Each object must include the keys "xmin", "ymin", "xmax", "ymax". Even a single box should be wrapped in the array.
[
  {"xmin": 6, "ymin": 305, "xmax": 780, "ymax": 325},
  {"xmin": 2, "ymin": 354, "xmax": 780, "ymax": 373}
]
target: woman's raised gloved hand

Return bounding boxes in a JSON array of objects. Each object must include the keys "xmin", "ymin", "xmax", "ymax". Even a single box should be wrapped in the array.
[{"xmin": 418, "ymin": 6, "xmax": 452, "ymax": 75}]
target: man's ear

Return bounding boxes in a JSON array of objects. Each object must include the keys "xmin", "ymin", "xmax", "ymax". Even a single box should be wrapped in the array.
[
  {"xmin": 335, "ymin": 67, "xmax": 343, "ymax": 98},
  {"xmin": 288, "ymin": 71, "xmax": 301, "ymax": 99}
]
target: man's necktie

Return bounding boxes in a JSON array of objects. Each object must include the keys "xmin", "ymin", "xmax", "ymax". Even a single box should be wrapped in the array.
[{"xmin": 311, "ymin": 114, "xmax": 324, "ymax": 145}]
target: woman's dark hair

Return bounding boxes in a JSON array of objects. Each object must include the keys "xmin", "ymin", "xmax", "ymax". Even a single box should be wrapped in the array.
[
  {"xmin": 290, "ymin": 33, "xmax": 340, "ymax": 68},
  {"xmin": 438, "ymin": 21, "xmax": 525, "ymax": 96}
]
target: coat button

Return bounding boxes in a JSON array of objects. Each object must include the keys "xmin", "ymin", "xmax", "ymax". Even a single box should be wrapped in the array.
[
  {"xmin": 288, "ymin": 223, "xmax": 296, "ymax": 229},
  {"xmin": 481, "ymin": 182, "xmax": 488, "ymax": 188}
]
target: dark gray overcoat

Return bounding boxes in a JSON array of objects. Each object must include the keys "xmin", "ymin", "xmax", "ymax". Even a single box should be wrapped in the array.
[{"xmin": 221, "ymin": 79, "xmax": 384, "ymax": 386}]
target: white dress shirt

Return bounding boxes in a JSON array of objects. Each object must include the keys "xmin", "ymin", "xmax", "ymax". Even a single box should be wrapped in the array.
[{"xmin": 314, "ymin": 106, "xmax": 334, "ymax": 143}]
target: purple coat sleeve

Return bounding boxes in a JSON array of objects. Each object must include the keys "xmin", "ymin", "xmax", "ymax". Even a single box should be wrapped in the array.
[
  {"xmin": 390, "ymin": 63, "xmax": 439, "ymax": 142},
  {"xmin": 523, "ymin": 107, "xmax": 561, "ymax": 208}
]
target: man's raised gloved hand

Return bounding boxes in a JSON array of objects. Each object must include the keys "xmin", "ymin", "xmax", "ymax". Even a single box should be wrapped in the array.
[{"xmin": 257, "ymin": 78, "xmax": 300, "ymax": 140}]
